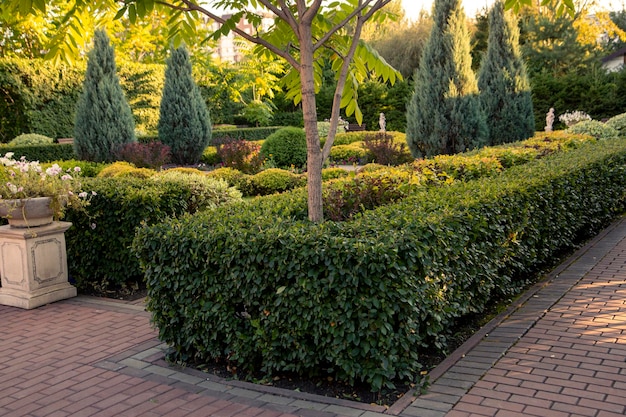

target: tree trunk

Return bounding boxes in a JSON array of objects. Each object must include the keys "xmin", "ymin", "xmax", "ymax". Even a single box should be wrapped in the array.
[{"xmin": 299, "ymin": 24, "xmax": 323, "ymax": 223}]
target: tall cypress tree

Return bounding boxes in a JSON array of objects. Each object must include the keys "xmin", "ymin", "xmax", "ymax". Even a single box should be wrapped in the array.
[
  {"xmin": 478, "ymin": 1, "xmax": 535, "ymax": 145},
  {"xmin": 406, "ymin": 0, "xmax": 487, "ymax": 158},
  {"xmin": 74, "ymin": 29, "xmax": 136, "ymax": 162},
  {"xmin": 158, "ymin": 45, "xmax": 211, "ymax": 165}
]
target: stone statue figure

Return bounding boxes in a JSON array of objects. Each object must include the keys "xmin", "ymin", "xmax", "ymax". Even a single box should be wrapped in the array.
[
  {"xmin": 379, "ymin": 112, "xmax": 386, "ymax": 132},
  {"xmin": 545, "ymin": 108, "xmax": 555, "ymax": 132}
]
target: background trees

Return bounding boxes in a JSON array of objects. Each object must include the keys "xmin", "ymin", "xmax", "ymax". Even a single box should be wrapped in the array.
[
  {"xmin": 74, "ymin": 29, "xmax": 136, "ymax": 162},
  {"xmin": 406, "ymin": 0, "xmax": 487, "ymax": 157},
  {"xmin": 478, "ymin": 1, "xmax": 534, "ymax": 145}
]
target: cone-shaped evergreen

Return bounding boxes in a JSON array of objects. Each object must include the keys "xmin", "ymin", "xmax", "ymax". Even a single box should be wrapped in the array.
[
  {"xmin": 406, "ymin": 0, "xmax": 487, "ymax": 158},
  {"xmin": 158, "ymin": 45, "xmax": 211, "ymax": 165},
  {"xmin": 74, "ymin": 29, "xmax": 136, "ymax": 162},
  {"xmin": 478, "ymin": 1, "xmax": 534, "ymax": 145}
]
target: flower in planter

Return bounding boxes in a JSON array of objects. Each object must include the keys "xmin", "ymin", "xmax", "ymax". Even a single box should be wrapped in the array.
[{"xmin": 0, "ymin": 153, "xmax": 94, "ymax": 221}]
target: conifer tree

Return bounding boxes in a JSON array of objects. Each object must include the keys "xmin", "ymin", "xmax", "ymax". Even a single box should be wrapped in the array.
[
  {"xmin": 478, "ymin": 1, "xmax": 535, "ymax": 145},
  {"xmin": 406, "ymin": 0, "xmax": 487, "ymax": 157},
  {"xmin": 158, "ymin": 45, "xmax": 211, "ymax": 165},
  {"xmin": 74, "ymin": 29, "xmax": 136, "ymax": 162}
]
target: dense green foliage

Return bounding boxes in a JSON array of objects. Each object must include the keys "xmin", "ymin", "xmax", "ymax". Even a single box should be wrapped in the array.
[
  {"xmin": 64, "ymin": 174, "xmax": 241, "ymax": 293},
  {"xmin": 0, "ymin": 143, "xmax": 75, "ymax": 162},
  {"xmin": 0, "ymin": 58, "xmax": 83, "ymax": 142},
  {"xmin": 158, "ymin": 45, "xmax": 211, "ymax": 165},
  {"xmin": 530, "ymin": 70, "xmax": 626, "ymax": 129},
  {"xmin": 74, "ymin": 30, "xmax": 136, "ymax": 162},
  {"xmin": 478, "ymin": 1, "xmax": 534, "ymax": 145},
  {"xmin": 132, "ymin": 133, "xmax": 626, "ymax": 392},
  {"xmin": 406, "ymin": 0, "xmax": 487, "ymax": 157},
  {"xmin": 259, "ymin": 127, "xmax": 307, "ymax": 169}
]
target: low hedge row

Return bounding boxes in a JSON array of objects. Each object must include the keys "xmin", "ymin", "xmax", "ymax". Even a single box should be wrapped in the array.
[
  {"xmin": 0, "ymin": 143, "xmax": 75, "ymax": 162},
  {"xmin": 132, "ymin": 137, "xmax": 626, "ymax": 392},
  {"xmin": 139, "ymin": 127, "xmax": 283, "ymax": 145},
  {"xmin": 64, "ymin": 176, "xmax": 241, "ymax": 292}
]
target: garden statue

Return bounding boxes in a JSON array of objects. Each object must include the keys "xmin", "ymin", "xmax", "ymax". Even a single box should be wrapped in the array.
[
  {"xmin": 379, "ymin": 112, "xmax": 386, "ymax": 133},
  {"xmin": 545, "ymin": 108, "xmax": 555, "ymax": 132}
]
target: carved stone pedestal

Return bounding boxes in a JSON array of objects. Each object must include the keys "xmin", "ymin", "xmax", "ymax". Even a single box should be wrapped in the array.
[{"xmin": 0, "ymin": 222, "xmax": 76, "ymax": 309}]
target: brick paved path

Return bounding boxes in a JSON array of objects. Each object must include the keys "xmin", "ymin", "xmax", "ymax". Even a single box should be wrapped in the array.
[{"xmin": 1, "ymin": 217, "xmax": 626, "ymax": 417}]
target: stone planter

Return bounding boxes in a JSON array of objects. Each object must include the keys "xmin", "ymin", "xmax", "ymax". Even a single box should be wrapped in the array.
[
  {"xmin": 0, "ymin": 197, "xmax": 55, "ymax": 228},
  {"xmin": 0, "ymin": 222, "xmax": 76, "ymax": 309}
]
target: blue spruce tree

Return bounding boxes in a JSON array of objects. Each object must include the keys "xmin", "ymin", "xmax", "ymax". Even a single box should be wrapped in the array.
[
  {"xmin": 478, "ymin": 1, "xmax": 535, "ymax": 145},
  {"xmin": 158, "ymin": 45, "xmax": 211, "ymax": 165},
  {"xmin": 406, "ymin": 0, "xmax": 487, "ymax": 157},
  {"xmin": 74, "ymin": 29, "xmax": 136, "ymax": 162}
]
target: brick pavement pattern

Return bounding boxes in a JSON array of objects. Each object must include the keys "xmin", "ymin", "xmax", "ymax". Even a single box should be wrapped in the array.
[{"xmin": 2, "ymin": 217, "xmax": 626, "ymax": 417}]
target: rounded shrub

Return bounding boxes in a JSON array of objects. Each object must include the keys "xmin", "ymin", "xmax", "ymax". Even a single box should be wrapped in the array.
[
  {"xmin": 164, "ymin": 167, "xmax": 207, "ymax": 176},
  {"xmin": 566, "ymin": 120, "xmax": 618, "ymax": 140},
  {"xmin": 605, "ymin": 113, "xmax": 626, "ymax": 134},
  {"xmin": 259, "ymin": 127, "xmax": 307, "ymax": 169},
  {"xmin": 248, "ymin": 168, "xmax": 306, "ymax": 196},
  {"xmin": 329, "ymin": 144, "xmax": 370, "ymax": 164},
  {"xmin": 97, "ymin": 162, "xmax": 156, "ymax": 178},
  {"xmin": 151, "ymin": 170, "xmax": 242, "ymax": 211},
  {"xmin": 205, "ymin": 167, "xmax": 249, "ymax": 190},
  {"xmin": 9, "ymin": 133, "xmax": 54, "ymax": 146},
  {"xmin": 321, "ymin": 167, "xmax": 351, "ymax": 181},
  {"xmin": 201, "ymin": 146, "xmax": 221, "ymax": 165}
]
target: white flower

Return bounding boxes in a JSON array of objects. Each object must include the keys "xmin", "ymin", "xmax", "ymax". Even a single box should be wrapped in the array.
[
  {"xmin": 46, "ymin": 164, "xmax": 62, "ymax": 176},
  {"xmin": 74, "ymin": 167, "xmax": 81, "ymax": 172},
  {"xmin": 78, "ymin": 192, "xmax": 88, "ymax": 198},
  {"xmin": 61, "ymin": 174, "xmax": 72, "ymax": 181}
]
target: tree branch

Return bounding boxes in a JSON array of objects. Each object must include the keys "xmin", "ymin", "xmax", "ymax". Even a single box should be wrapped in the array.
[
  {"xmin": 313, "ymin": 0, "xmax": 391, "ymax": 51},
  {"xmin": 257, "ymin": 0, "xmax": 299, "ymax": 33},
  {"xmin": 321, "ymin": 11, "xmax": 368, "ymax": 163},
  {"xmin": 154, "ymin": 0, "xmax": 300, "ymax": 69}
]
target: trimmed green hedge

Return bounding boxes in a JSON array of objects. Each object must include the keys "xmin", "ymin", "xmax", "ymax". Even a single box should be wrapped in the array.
[
  {"xmin": 0, "ymin": 144, "xmax": 75, "ymax": 162},
  {"xmin": 132, "ymin": 137, "xmax": 626, "ymax": 391},
  {"xmin": 64, "ymin": 176, "xmax": 240, "ymax": 293}
]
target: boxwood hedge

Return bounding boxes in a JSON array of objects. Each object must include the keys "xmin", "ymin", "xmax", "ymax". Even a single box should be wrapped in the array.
[
  {"xmin": 132, "ymin": 137, "xmax": 626, "ymax": 392},
  {"xmin": 64, "ymin": 176, "xmax": 240, "ymax": 293}
]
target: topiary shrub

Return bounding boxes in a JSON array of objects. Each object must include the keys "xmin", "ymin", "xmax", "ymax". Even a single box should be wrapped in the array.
[
  {"xmin": 247, "ymin": 168, "xmax": 306, "ymax": 196},
  {"xmin": 151, "ymin": 170, "xmax": 242, "ymax": 212},
  {"xmin": 566, "ymin": 120, "xmax": 618, "ymax": 140},
  {"xmin": 321, "ymin": 167, "xmax": 351, "ymax": 181},
  {"xmin": 97, "ymin": 162, "xmax": 156, "ymax": 178},
  {"xmin": 328, "ymin": 144, "xmax": 370, "ymax": 165},
  {"xmin": 112, "ymin": 141, "xmax": 171, "ymax": 170},
  {"xmin": 259, "ymin": 127, "xmax": 307, "ymax": 169},
  {"xmin": 605, "ymin": 113, "xmax": 626, "ymax": 134},
  {"xmin": 163, "ymin": 167, "xmax": 206, "ymax": 176},
  {"xmin": 9, "ymin": 133, "xmax": 54, "ymax": 146},
  {"xmin": 206, "ymin": 167, "xmax": 251, "ymax": 193}
]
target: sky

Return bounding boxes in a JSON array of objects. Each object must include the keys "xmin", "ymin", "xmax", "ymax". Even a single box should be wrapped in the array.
[{"xmin": 400, "ymin": 0, "xmax": 626, "ymax": 19}]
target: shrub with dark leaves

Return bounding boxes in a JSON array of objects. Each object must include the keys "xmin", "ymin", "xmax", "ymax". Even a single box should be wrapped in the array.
[
  {"xmin": 363, "ymin": 132, "xmax": 412, "ymax": 166},
  {"xmin": 113, "ymin": 141, "xmax": 171, "ymax": 170},
  {"xmin": 217, "ymin": 140, "xmax": 264, "ymax": 174}
]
